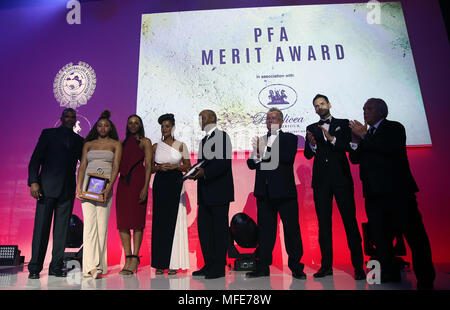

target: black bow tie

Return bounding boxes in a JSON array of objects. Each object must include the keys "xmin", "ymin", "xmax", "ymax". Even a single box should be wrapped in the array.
[{"xmin": 318, "ymin": 119, "xmax": 331, "ymax": 125}]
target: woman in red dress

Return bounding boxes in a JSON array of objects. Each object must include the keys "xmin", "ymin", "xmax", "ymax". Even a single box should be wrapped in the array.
[{"xmin": 115, "ymin": 115, "xmax": 152, "ymax": 275}]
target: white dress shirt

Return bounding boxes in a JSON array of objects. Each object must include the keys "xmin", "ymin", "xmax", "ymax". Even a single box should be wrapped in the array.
[
  {"xmin": 310, "ymin": 116, "xmax": 336, "ymax": 153},
  {"xmin": 204, "ymin": 125, "xmax": 217, "ymax": 138}
]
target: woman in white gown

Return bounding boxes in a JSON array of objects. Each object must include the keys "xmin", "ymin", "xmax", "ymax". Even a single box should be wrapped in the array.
[{"xmin": 151, "ymin": 114, "xmax": 191, "ymax": 275}]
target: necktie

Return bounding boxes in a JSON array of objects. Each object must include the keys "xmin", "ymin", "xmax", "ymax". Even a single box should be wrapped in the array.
[
  {"xmin": 203, "ymin": 132, "xmax": 212, "ymax": 144},
  {"xmin": 207, "ymin": 131, "xmax": 215, "ymax": 140},
  {"xmin": 368, "ymin": 127, "xmax": 375, "ymax": 136}
]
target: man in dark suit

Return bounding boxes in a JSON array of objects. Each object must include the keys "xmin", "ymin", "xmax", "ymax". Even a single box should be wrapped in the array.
[
  {"xmin": 304, "ymin": 94, "xmax": 365, "ymax": 280},
  {"xmin": 246, "ymin": 108, "xmax": 306, "ymax": 279},
  {"xmin": 349, "ymin": 98, "xmax": 435, "ymax": 289},
  {"xmin": 27, "ymin": 108, "xmax": 84, "ymax": 279},
  {"xmin": 189, "ymin": 109, "xmax": 234, "ymax": 279}
]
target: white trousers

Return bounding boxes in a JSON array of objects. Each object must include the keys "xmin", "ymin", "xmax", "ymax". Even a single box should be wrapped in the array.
[{"xmin": 82, "ymin": 198, "xmax": 112, "ymax": 275}]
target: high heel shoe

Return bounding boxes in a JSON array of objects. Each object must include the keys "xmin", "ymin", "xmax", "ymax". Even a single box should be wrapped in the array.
[
  {"xmin": 122, "ymin": 255, "xmax": 140, "ymax": 275},
  {"xmin": 92, "ymin": 269, "xmax": 102, "ymax": 279},
  {"xmin": 168, "ymin": 269, "xmax": 178, "ymax": 275},
  {"xmin": 119, "ymin": 256, "xmax": 133, "ymax": 276},
  {"xmin": 86, "ymin": 268, "xmax": 101, "ymax": 279}
]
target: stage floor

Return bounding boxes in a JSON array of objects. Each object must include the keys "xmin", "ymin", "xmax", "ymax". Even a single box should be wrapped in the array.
[{"xmin": 1, "ymin": 263, "xmax": 449, "ymax": 290}]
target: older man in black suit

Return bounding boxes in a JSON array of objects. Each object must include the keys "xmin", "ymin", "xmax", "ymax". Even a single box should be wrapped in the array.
[
  {"xmin": 27, "ymin": 108, "xmax": 84, "ymax": 279},
  {"xmin": 189, "ymin": 109, "xmax": 234, "ymax": 279},
  {"xmin": 246, "ymin": 107, "xmax": 306, "ymax": 279},
  {"xmin": 304, "ymin": 94, "xmax": 365, "ymax": 280},
  {"xmin": 349, "ymin": 98, "xmax": 435, "ymax": 289}
]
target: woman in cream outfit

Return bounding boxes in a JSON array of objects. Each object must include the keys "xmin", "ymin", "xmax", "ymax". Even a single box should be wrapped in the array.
[{"xmin": 76, "ymin": 110, "xmax": 122, "ymax": 279}]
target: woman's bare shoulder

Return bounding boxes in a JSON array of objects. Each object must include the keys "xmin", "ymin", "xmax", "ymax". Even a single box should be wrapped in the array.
[{"xmin": 141, "ymin": 137, "xmax": 152, "ymax": 146}]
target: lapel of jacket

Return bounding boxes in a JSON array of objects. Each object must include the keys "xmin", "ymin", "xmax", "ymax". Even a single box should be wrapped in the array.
[
  {"xmin": 373, "ymin": 119, "xmax": 387, "ymax": 137},
  {"xmin": 273, "ymin": 130, "xmax": 283, "ymax": 147},
  {"xmin": 201, "ymin": 128, "xmax": 218, "ymax": 161},
  {"xmin": 199, "ymin": 134, "xmax": 208, "ymax": 162},
  {"xmin": 328, "ymin": 117, "xmax": 339, "ymax": 136},
  {"xmin": 201, "ymin": 128, "xmax": 215, "ymax": 146},
  {"xmin": 264, "ymin": 130, "xmax": 282, "ymax": 154},
  {"xmin": 313, "ymin": 122, "xmax": 326, "ymax": 145},
  {"xmin": 277, "ymin": 129, "xmax": 283, "ymax": 139}
]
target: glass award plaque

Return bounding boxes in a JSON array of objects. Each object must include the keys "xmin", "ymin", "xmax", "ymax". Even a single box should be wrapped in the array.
[{"xmin": 80, "ymin": 173, "xmax": 109, "ymax": 202}]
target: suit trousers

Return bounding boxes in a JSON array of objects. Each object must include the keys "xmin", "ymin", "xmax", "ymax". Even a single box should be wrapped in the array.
[
  {"xmin": 365, "ymin": 193, "xmax": 435, "ymax": 283},
  {"xmin": 28, "ymin": 196, "xmax": 74, "ymax": 273},
  {"xmin": 256, "ymin": 191, "xmax": 303, "ymax": 272},
  {"xmin": 81, "ymin": 198, "xmax": 112, "ymax": 275},
  {"xmin": 197, "ymin": 203, "xmax": 229, "ymax": 272},
  {"xmin": 313, "ymin": 182, "xmax": 363, "ymax": 270}
]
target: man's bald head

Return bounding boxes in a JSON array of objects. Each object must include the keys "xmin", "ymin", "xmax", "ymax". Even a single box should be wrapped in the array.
[{"xmin": 199, "ymin": 109, "xmax": 217, "ymax": 130}]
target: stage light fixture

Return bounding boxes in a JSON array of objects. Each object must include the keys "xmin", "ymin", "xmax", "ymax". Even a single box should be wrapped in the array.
[
  {"xmin": 66, "ymin": 214, "xmax": 83, "ymax": 248},
  {"xmin": 0, "ymin": 245, "xmax": 24, "ymax": 266},
  {"xmin": 63, "ymin": 214, "xmax": 83, "ymax": 269},
  {"xmin": 228, "ymin": 213, "xmax": 259, "ymax": 271}
]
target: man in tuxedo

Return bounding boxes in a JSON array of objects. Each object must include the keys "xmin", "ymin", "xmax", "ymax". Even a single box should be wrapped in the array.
[
  {"xmin": 246, "ymin": 108, "xmax": 306, "ymax": 279},
  {"xmin": 189, "ymin": 109, "xmax": 234, "ymax": 279},
  {"xmin": 304, "ymin": 94, "xmax": 365, "ymax": 280},
  {"xmin": 349, "ymin": 98, "xmax": 435, "ymax": 289},
  {"xmin": 27, "ymin": 108, "xmax": 84, "ymax": 279}
]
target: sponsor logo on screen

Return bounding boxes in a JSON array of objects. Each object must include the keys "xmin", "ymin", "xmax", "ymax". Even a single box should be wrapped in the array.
[{"xmin": 258, "ymin": 84, "xmax": 297, "ymax": 110}]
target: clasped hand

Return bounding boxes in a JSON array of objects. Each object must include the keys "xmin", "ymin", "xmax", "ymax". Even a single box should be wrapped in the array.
[
  {"xmin": 349, "ymin": 120, "xmax": 368, "ymax": 142},
  {"xmin": 251, "ymin": 136, "xmax": 267, "ymax": 159},
  {"xmin": 158, "ymin": 163, "xmax": 178, "ymax": 171},
  {"xmin": 306, "ymin": 126, "xmax": 334, "ymax": 146}
]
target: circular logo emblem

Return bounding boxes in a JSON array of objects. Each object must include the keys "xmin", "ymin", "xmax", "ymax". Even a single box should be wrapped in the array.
[
  {"xmin": 53, "ymin": 61, "xmax": 96, "ymax": 109},
  {"xmin": 258, "ymin": 84, "xmax": 297, "ymax": 110},
  {"xmin": 54, "ymin": 113, "xmax": 91, "ymax": 136}
]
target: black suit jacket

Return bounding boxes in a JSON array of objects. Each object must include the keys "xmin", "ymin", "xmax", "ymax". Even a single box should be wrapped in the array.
[
  {"xmin": 197, "ymin": 128, "xmax": 235, "ymax": 206},
  {"xmin": 28, "ymin": 126, "xmax": 83, "ymax": 199},
  {"xmin": 304, "ymin": 118, "xmax": 353, "ymax": 188},
  {"xmin": 349, "ymin": 119, "xmax": 418, "ymax": 197},
  {"xmin": 247, "ymin": 131, "xmax": 298, "ymax": 199}
]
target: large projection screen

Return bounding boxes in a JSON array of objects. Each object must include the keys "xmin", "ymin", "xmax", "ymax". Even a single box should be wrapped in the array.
[{"xmin": 137, "ymin": 2, "xmax": 431, "ymax": 152}]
